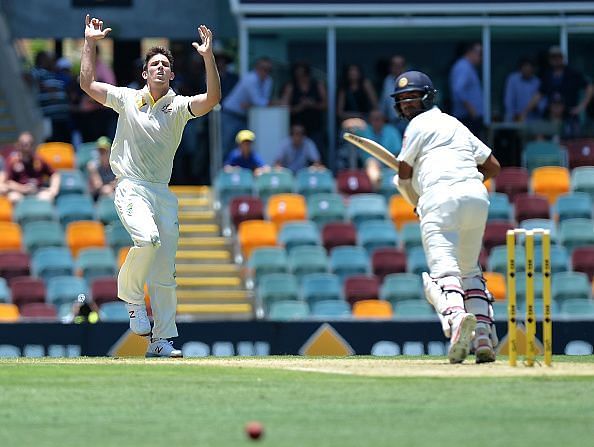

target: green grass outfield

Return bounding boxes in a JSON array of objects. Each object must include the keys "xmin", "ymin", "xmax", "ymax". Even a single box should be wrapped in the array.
[{"xmin": 1, "ymin": 356, "xmax": 594, "ymax": 447}]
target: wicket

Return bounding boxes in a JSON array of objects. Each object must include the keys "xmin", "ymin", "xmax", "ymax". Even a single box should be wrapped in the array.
[{"xmin": 506, "ymin": 229, "xmax": 553, "ymax": 367}]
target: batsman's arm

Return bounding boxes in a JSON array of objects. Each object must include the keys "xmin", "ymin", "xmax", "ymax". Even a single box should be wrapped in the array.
[{"xmin": 478, "ymin": 154, "xmax": 501, "ymax": 181}]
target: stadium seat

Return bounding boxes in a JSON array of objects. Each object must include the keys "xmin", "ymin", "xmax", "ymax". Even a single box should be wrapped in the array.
[
  {"xmin": 336, "ymin": 169, "xmax": 373, "ymax": 195},
  {"xmin": 371, "ymin": 247, "xmax": 407, "ymax": 280},
  {"xmin": 400, "ymin": 222, "xmax": 423, "ymax": 251},
  {"xmin": 571, "ymin": 166, "xmax": 594, "ymax": 199},
  {"xmin": 519, "ymin": 219, "xmax": 557, "ymax": 245},
  {"xmin": 329, "ymin": 246, "xmax": 370, "ymax": 281},
  {"xmin": 37, "ymin": 142, "xmax": 75, "ymax": 170},
  {"xmin": 19, "ymin": 302, "xmax": 58, "ymax": 320},
  {"xmin": 254, "ymin": 168, "xmax": 295, "ymax": 203},
  {"xmin": 379, "ymin": 273, "xmax": 423, "ymax": 303},
  {"xmin": 392, "ymin": 300, "xmax": 434, "ymax": 319},
  {"xmin": 494, "ymin": 167, "xmax": 529, "ymax": 201},
  {"xmin": 46, "ymin": 275, "xmax": 90, "ymax": 306},
  {"xmin": 268, "ymin": 300, "xmax": 309, "ymax": 320},
  {"xmin": 13, "ymin": 197, "xmax": 56, "ymax": 225},
  {"xmin": 266, "ymin": 193, "xmax": 307, "ymax": 229},
  {"xmin": 105, "ymin": 222, "xmax": 133, "ymax": 252},
  {"xmin": 301, "ymin": 272, "xmax": 343, "ymax": 305},
  {"xmin": 389, "ymin": 195, "xmax": 418, "ymax": 230},
  {"xmin": 31, "ymin": 246, "xmax": 75, "ymax": 281},
  {"xmin": 76, "ymin": 247, "xmax": 117, "ymax": 283},
  {"xmin": 229, "ymin": 196, "xmax": 264, "ymax": 229},
  {"xmin": 514, "ymin": 193, "xmax": 550, "ymax": 222},
  {"xmin": 287, "ymin": 246, "xmax": 329, "ymax": 280},
  {"xmin": 488, "ymin": 245, "xmax": 525, "ymax": 275},
  {"xmin": 571, "ymin": 247, "xmax": 594, "ymax": 280},
  {"xmin": 515, "ymin": 273, "xmax": 544, "ymax": 303},
  {"xmin": 9, "ymin": 276, "xmax": 46, "ymax": 308},
  {"xmin": 56, "ymin": 194, "xmax": 95, "ymax": 225},
  {"xmin": 555, "ymin": 192, "xmax": 593, "ymax": 222},
  {"xmin": 248, "ymin": 247, "xmax": 288, "ymax": 286},
  {"xmin": 66, "ymin": 221, "xmax": 106, "ymax": 256},
  {"xmin": 483, "ymin": 221, "xmax": 514, "ymax": 253},
  {"xmin": 352, "ymin": 299, "xmax": 393, "ymax": 319},
  {"xmin": 535, "ymin": 244, "xmax": 570, "ymax": 273},
  {"xmin": 23, "ymin": 221, "xmax": 64, "ymax": 253},
  {"xmin": 491, "ymin": 301, "xmax": 508, "ymax": 320},
  {"xmin": 0, "ymin": 278, "xmax": 10, "ymax": 303},
  {"xmin": 295, "ymin": 168, "xmax": 336, "ymax": 198},
  {"xmin": 347, "ymin": 193, "xmax": 388, "ymax": 227},
  {"xmin": 214, "ymin": 168, "xmax": 254, "ymax": 207},
  {"xmin": 530, "ymin": 166, "xmax": 570, "ymax": 205},
  {"xmin": 377, "ymin": 169, "xmax": 398, "ymax": 201},
  {"xmin": 522, "ymin": 140, "xmax": 567, "ymax": 172},
  {"xmin": 0, "ymin": 196, "xmax": 12, "ymax": 221},
  {"xmin": 237, "ymin": 220, "xmax": 277, "ymax": 258},
  {"xmin": 560, "ymin": 298, "xmax": 594, "ymax": 318},
  {"xmin": 559, "ymin": 218, "xmax": 594, "ymax": 253},
  {"xmin": 321, "ymin": 222, "xmax": 357, "ymax": 251},
  {"xmin": 76, "ymin": 141, "xmax": 98, "ymax": 171},
  {"xmin": 58, "ymin": 169, "xmax": 87, "ymax": 197},
  {"xmin": 564, "ymin": 138, "xmax": 594, "ymax": 169},
  {"xmin": 488, "ymin": 193, "xmax": 512, "ymax": 222},
  {"xmin": 277, "ymin": 220, "xmax": 321, "ymax": 253},
  {"xmin": 552, "ymin": 271, "xmax": 591, "ymax": 302},
  {"xmin": 483, "ymin": 271, "xmax": 506, "ymax": 301},
  {"xmin": 0, "ymin": 251, "xmax": 30, "ymax": 281},
  {"xmin": 357, "ymin": 220, "xmax": 398, "ymax": 255},
  {"xmin": 406, "ymin": 247, "xmax": 429, "ymax": 275},
  {"xmin": 99, "ymin": 301, "xmax": 129, "ymax": 322},
  {"xmin": 95, "ymin": 196, "xmax": 120, "ymax": 225},
  {"xmin": 344, "ymin": 275, "xmax": 380, "ymax": 306},
  {"xmin": 310, "ymin": 299, "xmax": 351, "ymax": 318},
  {"xmin": 0, "ymin": 303, "xmax": 19, "ymax": 322},
  {"xmin": 307, "ymin": 193, "xmax": 346, "ymax": 228},
  {"xmin": 0, "ymin": 222, "xmax": 23, "ymax": 252},
  {"xmin": 257, "ymin": 273, "xmax": 299, "ymax": 311},
  {"xmin": 479, "ymin": 247, "xmax": 489, "ymax": 271},
  {"xmin": 91, "ymin": 277, "xmax": 118, "ymax": 306}
]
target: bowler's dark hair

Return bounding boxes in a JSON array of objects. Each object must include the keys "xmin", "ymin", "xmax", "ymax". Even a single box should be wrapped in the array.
[{"xmin": 143, "ymin": 46, "xmax": 174, "ymax": 71}]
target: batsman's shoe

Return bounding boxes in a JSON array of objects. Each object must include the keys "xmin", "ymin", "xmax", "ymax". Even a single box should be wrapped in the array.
[
  {"xmin": 125, "ymin": 303, "xmax": 151, "ymax": 337},
  {"xmin": 448, "ymin": 312, "xmax": 477, "ymax": 364},
  {"xmin": 146, "ymin": 339, "xmax": 183, "ymax": 358},
  {"xmin": 473, "ymin": 325, "xmax": 496, "ymax": 364}
]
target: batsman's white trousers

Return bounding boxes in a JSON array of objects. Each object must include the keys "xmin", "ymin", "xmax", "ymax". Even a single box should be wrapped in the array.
[
  {"xmin": 114, "ymin": 178, "xmax": 179, "ymax": 339},
  {"xmin": 417, "ymin": 180, "xmax": 489, "ymax": 279}
]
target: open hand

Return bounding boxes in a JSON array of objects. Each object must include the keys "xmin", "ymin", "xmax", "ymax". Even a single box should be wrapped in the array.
[
  {"xmin": 192, "ymin": 25, "xmax": 213, "ymax": 56},
  {"xmin": 84, "ymin": 14, "xmax": 112, "ymax": 41}
]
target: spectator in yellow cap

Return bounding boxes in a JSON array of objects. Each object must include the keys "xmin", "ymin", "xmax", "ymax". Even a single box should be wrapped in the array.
[
  {"xmin": 87, "ymin": 136, "xmax": 116, "ymax": 200},
  {"xmin": 224, "ymin": 129, "xmax": 268, "ymax": 175}
]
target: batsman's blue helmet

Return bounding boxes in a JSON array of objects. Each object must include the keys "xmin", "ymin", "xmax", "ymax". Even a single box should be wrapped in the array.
[{"xmin": 391, "ymin": 70, "xmax": 437, "ymax": 119}]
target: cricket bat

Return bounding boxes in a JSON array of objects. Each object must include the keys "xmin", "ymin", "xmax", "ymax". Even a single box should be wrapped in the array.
[{"xmin": 343, "ymin": 132, "xmax": 399, "ymax": 172}]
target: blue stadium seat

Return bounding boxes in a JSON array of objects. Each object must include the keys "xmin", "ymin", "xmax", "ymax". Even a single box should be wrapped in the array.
[
  {"xmin": 287, "ymin": 246, "xmax": 329, "ymax": 280},
  {"xmin": 392, "ymin": 300, "xmax": 434, "ymax": 319},
  {"xmin": 13, "ymin": 197, "xmax": 56, "ymax": 225},
  {"xmin": 357, "ymin": 220, "xmax": 399, "ymax": 255},
  {"xmin": 257, "ymin": 273, "xmax": 299, "ymax": 312},
  {"xmin": 559, "ymin": 218, "xmax": 594, "ymax": 252},
  {"xmin": 23, "ymin": 221, "xmax": 65, "ymax": 253},
  {"xmin": 307, "ymin": 193, "xmax": 346, "ymax": 229},
  {"xmin": 552, "ymin": 271, "xmax": 591, "ymax": 302},
  {"xmin": 0, "ymin": 278, "xmax": 9, "ymax": 303},
  {"xmin": 277, "ymin": 221, "xmax": 321, "ymax": 253},
  {"xmin": 560, "ymin": 298, "xmax": 594, "ymax": 318},
  {"xmin": 347, "ymin": 193, "xmax": 388, "ymax": 228},
  {"xmin": 248, "ymin": 247, "xmax": 288, "ymax": 286},
  {"xmin": 400, "ymin": 222, "xmax": 423, "ymax": 251},
  {"xmin": 213, "ymin": 168, "xmax": 254, "ymax": 208},
  {"xmin": 268, "ymin": 300, "xmax": 309, "ymax": 320},
  {"xmin": 46, "ymin": 276, "xmax": 90, "ymax": 306},
  {"xmin": 488, "ymin": 245, "xmax": 526, "ymax": 275},
  {"xmin": 310, "ymin": 299, "xmax": 351, "ymax": 318},
  {"xmin": 377, "ymin": 168, "xmax": 398, "ymax": 201},
  {"xmin": 254, "ymin": 168, "xmax": 295, "ymax": 203},
  {"xmin": 295, "ymin": 168, "xmax": 336, "ymax": 198},
  {"xmin": 406, "ymin": 247, "xmax": 429, "ymax": 275},
  {"xmin": 76, "ymin": 247, "xmax": 117, "ymax": 283},
  {"xmin": 31, "ymin": 246, "xmax": 74, "ymax": 281},
  {"xmin": 571, "ymin": 166, "xmax": 594, "ymax": 199},
  {"xmin": 379, "ymin": 273, "xmax": 424, "ymax": 303},
  {"xmin": 329, "ymin": 246, "xmax": 370, "ymax": 281},
  {"xmin": 519, "ymin": 219, "xmax": 557, "ymax": 244},
  {"xmin": 95, "ymin": 196, "xmax": 120, "ymax": 225},
  {"xmin": 105, "ymin": 222, "xmax": 133, "ymax": 252},
  {"xmin": 555, "ymin": 192, "xmax": 593, "ymax": 222},
  {"xmin": 522, "ymin": 140, "xmax": 567, "ymax": 172},
  {"xmin": 58, "ymin": 170, "xmax": 87, "ymax": 197},
  {"xmin": 301, "ymin": 272, "xmax": 343, "ymax": 305},
  {"xmin": 99, "ymin": 301, "xmax": 129, "ymax": 322},
  {"xmin": 488, "ymin": 192, "xmax": 512, "ymax": 222},
  {"xmin": 56, "ymin": 194, "xmax": 95, "ymax": 225}
]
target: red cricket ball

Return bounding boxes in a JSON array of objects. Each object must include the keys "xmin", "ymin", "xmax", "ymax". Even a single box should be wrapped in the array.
[{"xmin": 245, "ymin": 421, "xmax": 264, "ymax": 440}]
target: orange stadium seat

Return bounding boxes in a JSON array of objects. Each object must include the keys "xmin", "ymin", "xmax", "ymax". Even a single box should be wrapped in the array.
[
  {"xmin": 66, "ymin": 221, "xmax": 106, "ymax": 256},
  {"xmin": 266, "ymin": 193, "xmax": 307, "ymax": 229},
  {"xmin": 389, "ymin": 195, "xmax": 418, "ymax": 230},
  {"xmin": 0, "ymin": 222, "xmax": 23, "ymax": 251},
  {"xmin": 352, "ymin": 299, "xmax": 393, "ymax": 319},
  {"xmin": 0, "ymin": 196, "xmax": 13, "ymax": 221},
  {"xmin": 531, "ymin": 166, "xmax": 570, "ymax": 205},
  {"xmin": 0, "ymin": 303, "xmax": 20, "ymax": 322},
  {"xmin": 483, "ymin": 271, "xmax": 506, "ymax": 301},
  {"xmin": 483, "ymin": 178, "xmax": 493, "ymax": 192},
  {"xmin": 37, "ymin": 142, "xmax": 75, "ymax": 170},
  {"xmin": 238, "ymin": 220, "xmax": 277, "ymax": 258}
]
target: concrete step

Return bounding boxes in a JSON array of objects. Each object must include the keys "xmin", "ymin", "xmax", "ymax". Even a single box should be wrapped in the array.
[
  {"xmin": 170, "ymin": 185, "xmax": 211, "ymax": 198},
  {"xmin": 176, "ymin": 263, "xmax": 239, "ymax": 277},
  {"xmin": 176, "ymin": 276, "xmax": 242, "ymax": 289},
  {"xmin": 177, "ymin": 303, "xmax": 253, "ymax": 316},
  {"xmin": 176, "ymin": 250, "xmax": 231, "ymax": 263},
  {"xmin": 179, "ymin": 224, "xmax": 220, "ymax": 237},
  {"xmin": 177, "ymin": 237, "xmax": 229, "ymax": 250},
  {"xmin": 177, "ymin": 289, "xmax": 251, "ymax": 302},
  {"xmin": 178, "ymin": 197, "xmax": 211, "ymax": 210},
  {"xmin": 178, "ymin": 210, "xmax": 216, "ymax": 223}
]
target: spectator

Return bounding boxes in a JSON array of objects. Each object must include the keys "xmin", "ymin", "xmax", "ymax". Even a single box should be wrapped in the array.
[
  {"xmin": 87, "ymin": 136, "xmax": 116, "ymax": 200},
  {"xmin": 522, "ymin": 46, "xmax": 593, "ymax": 139},
  {"xmin": 224, "ymin": 130, "xmax": 268, "ymax": 175},
  {"xmin": 274, "ymin": 124, "xmax": 323, "ymax": 173},
  {"xmin": 280, "ymin": 61, "xmax": 327, "ymax": 152},
  {"xmin": 337, "ymin": 64, "xmax": 378, "ymax": 122},
  {"xmin": 5, "ymin": 131, "xmax": 60, "ymax": 203},
  {"xmin": 379, "ymin": 55, "xmax": 407, "ymax": 128},
  {"xmin": 504, "ymin": 58, "xmax": 541, "ymax": 122},
  {"xmin": 449, "ymin": 42, "xmax": 484, "ymax": 138},
  {"xmin": 221, "ymin": 57, "xmax": 273, "ymax": 154}
]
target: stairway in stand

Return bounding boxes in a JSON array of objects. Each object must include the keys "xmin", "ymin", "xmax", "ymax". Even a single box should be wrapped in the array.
[
  {"xmin": 171, "ymin": 185, "xmax": 253, "ymax": 320},
  {"xmin": 0, "ymin": 92, "xmax": 18, "ymax": 147}
]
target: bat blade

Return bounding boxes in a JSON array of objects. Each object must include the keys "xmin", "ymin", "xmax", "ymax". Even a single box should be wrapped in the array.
[{"xmin": 343, "ymin": 132, "xmax": 399, "ymax": 171}]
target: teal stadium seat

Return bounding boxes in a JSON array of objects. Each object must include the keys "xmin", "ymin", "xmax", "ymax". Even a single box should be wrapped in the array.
[
  {"xmin": 357, "ymin": 220, "xmax": 398, "ymax": 255},
  {"xmin": 329, "ymin": 246, "xmax": 370, "ymax": 281},
  {"xmin": 301, "ymin": 273, "xmax": 343, "ymax": 305},
  {"xmin": 58, "ymin": 170, "xmax": 87, "ymax": 196},
  {"xmin": 519, "ymin": 219, "xmax": 557, "ymax": 244},
  {"xmin": 560, "ymin": 298, "xmax": 594, "ymax": 318},
  {"xmin": 99, "ymin": 301, "xmax": 129, "ymax": 322},
  {"xmin": 488, "ymin": 193, "xmax": 512, "ymax": 222},
  {"xmin": 347, "ymin": 193, "xmax": 388, "ymax": 227},
  {"xmin": 287, "ymin": 246, "xmax": 329, "ymax": 280},
  {"xmin": 552, "ymin": 271, "xmax": 591, "ymax": 302},
  {"xmin": 76, "ymin": 142, "xmax": 98, "ymax": 171},
  {"xmin": 56, "ymin": 194, "xmax": 95, "ymax": 225},
  {"xmin": 31, "ymin": 247, "xmax": 74, "ymax": 281},
  {"xmin": 488, "ymin": 245, "xmax": 526, "ymax": 275},
  {"xmin": 307, "ymin": 193, "xmax": 346, "ymax": 228},
  {"xmin": 254, "ymin": 168, "xmax": 295, "ymax": 203},
  {"xmin": 248, "ymin": 247, "xmax": 288, "ymax": 286},
  {"xmin": 559, "ymin": 218, "xmax": 594, "ymax": 252},
  {"xmin": 76, "ymin": 247, "xmax": 117, "ymax": 283},
  {"xmin": 13, "ymin": 197, "xmax": 56, "ymax": 225},
  {"xmin": 522, "ymin": 140, "xmax": 567, "ymax": 173},
  {"xmin": 392, "ymin": 300, "xmax": 434, "ymax": 319},
  {"xmin": 515, "ymin": 273, "xmax": 544, "ymax": 303},
  {"xmin": 46, "ymin": 275, "xmax": 89, "ymax": 306},
  {"xmin": 105, "ymin": 222, "xmax": 133, "ymax": 251},
  {"xmin": 518, "ymin": 299, "xmax": 559, "ymax": 319},
  {"xmin": 95, "ymin": 196, "xmax": 120, "ymax": 225},
  {"xmin": 535, "ymin": 245, "xmax": 569, "ymax": 273},
  {"xmin": 277, "ymin": 221, "xmax": 321, "ymax": 253},
  {"xmin": 257, "ymin": 273, "xmax": 299, "ymax": 312},
  {"xmin": 400, "ymin": 222, "xmax": 423, "ymax": 251},
  {"xmin": 0, "ymin": 278, "xmax": 9, "ymax": 303},
  {"xmin": 379, "ymin": 273, "xmax": 423, "ymax": 303},
  {"xmin": 214, "ymin": 168, "xmax": 254, "ymax": 207},
  {"xmin": 295, "ymin": 168, "xmax": 336, "ymax": 198},
  {"xmin": 491, "ymin": 301, "xmax": 508, "ymax": 320},
  {"xmin": 377, "ymin": 168, "xmax": 398, "ymax": 201},
  {"xmin": 23, "ymin": 221, "xmax": 65, "ymax": 253},
  {"xmin": 406, "ymin": 246, "xmax": 429, "ymax": 275},
  {"xmin": 570, "ymin": 166, "xmax": 594, "ymax": 199},
  {"xmin": 268, "ymin": 300, "xmax": 309, "ymax": 320},
  {"xmin": 555, "ymin": 192, "xmax": 593, "ymax": 222},
  {"xmin": 310, "ymin": 299, "xmax": 351, "ymax": 318}
]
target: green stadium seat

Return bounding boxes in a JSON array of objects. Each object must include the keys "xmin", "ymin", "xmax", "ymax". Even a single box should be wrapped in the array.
[
  {"xmin": 31, "ymin": 247, "xmax": 74, "ymax": 281},
  {"xmin": 295, "ymin": 168, "xmax": 335, "ymax": 198},
  {"xmin": 560, "ymin": 298, "xmax": 594, "ymax": 318},
  {"xmin": 76, "ymin": 247, "xmax": 117, "ymax": 283},
  {"xmin": 571, "ymin": 167, "xmax": 594, "ymax": 199},
  {"xmin": 248, "ymin": 247, "xmax": 288, "ymax": 287},
  {"xmin": 99, "ymin": 301, "xmax": 129, "ymax": 322},
  {"xmin": 347, "ymin": 193, "xmax": 388, "ymax": 227},
  {"xmin": 56, "ymin": 194, "xmax": 95, "ymax": 225},
  {"xmin": 257, "ymin": 273, "xmax": 299, "ymax": 312},
  {"xmin": 406, "ymin": 247, "xmax": 429, "ymax": 275},
  {"xmin": 213, "ymin": 168, "xmax": 254, "ymax": 207},
  {"xmin": 555, "ymin": 192, "xmax": 593, "ymax": 222},
  {"xmin": 329, "ymin": 246, "xmax": 370, "ymax": 281},
  {"xmin": 400, "ymin": 222, "xmax": 423, "ymax": 251},
  {"xmin": 392, "ymin": 300, "xmax": 434, "ymax": 319},
  {"xmin": 379, "ymin": 273, "xmax": 423, "ymax": 303},
  {"xmin": 287, "ymin": 246, "xmax": 329, "ymax": 280},
  {"xmin": 95, "ymin": 196, "xmax": 120, "ymax": 225},
  {"xmin": 268, "ymin": 300, "xmax": 309, "ymax": 320},
  {"xmin": 522, "ymin": 140, "xmax": 567, "ymax": 173},
  {"xmin": 13, "ymin": 197, "xmax": 56, "ymax": 225},
  {"xmin": 357, "ymin": 220, "xmax": 398, "ymax": 255},
  {"xmin": 488, "ymin": 193, "xmax": 512, "ymax": 222},
  {"xmin": 58, "ymin": 169, "xmax": 87, "ymax": 196},
  {"xmin": 23, "ymin": 221, "xmax": 65, "ymax": 253},
  {"xmin": 254, "ymin": 168, "xmax": 295, "ymax": 203},
  {"xmin": 310, "ymin": 299, "xmax": 351, "ymax": 318},
  {"xmin": 301, "ymin": 272, "xmax": 343, "ymax": 305},
  {"xmin": 307, "ymin": 193, "xmax": 346, "ymax": 229},
  {"xmin": 552, "ymin": 271, "xmax": 591, "ymax": 302},
  {"xmin": 277, "ymin": 221, "xmax": 321, "ymax": 253},
  {"xmin": 559, "ymin": 218, "xmax": 594, "ymax": 252},
  {"xmin": 46, "ymin": 275, "xmax": 89, "ymax": 306}
]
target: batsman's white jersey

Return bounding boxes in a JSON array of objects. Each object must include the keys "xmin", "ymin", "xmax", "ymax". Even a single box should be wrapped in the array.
[
  {"xmin": 105, "ymin": 85, "xmax": 197, "ymax": 339},
  {"xmin": 397, "ymin": 106, "xmax": 491, "ymax": 278}
]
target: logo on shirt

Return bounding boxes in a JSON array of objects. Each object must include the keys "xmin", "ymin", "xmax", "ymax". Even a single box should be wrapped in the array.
[{"xmin": 161, "ymin": 102, "xmax": 173, "ymax": 114}]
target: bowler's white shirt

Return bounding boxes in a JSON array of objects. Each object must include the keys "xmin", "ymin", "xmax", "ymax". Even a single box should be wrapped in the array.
[
  {"xmin": 105, "ymin": 85, "xmax": 196, "ymax": 184},
  {"xmin": 397, "ymin": 107, "xmax": 491, "ymax": 196}
]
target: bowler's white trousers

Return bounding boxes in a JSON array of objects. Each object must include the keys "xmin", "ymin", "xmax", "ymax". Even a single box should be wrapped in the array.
[
  {"xmin": 114, "ymin": 178, "xmax": 179, "ymax": 339},
  {"xmin": 418, "ymin": 179, "xmax": 489, "ymax": 279}
]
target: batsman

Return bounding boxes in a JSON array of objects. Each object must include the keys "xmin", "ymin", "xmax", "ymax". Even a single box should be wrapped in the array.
[{"xmin": 391, "ymin": 71, "xmax": 501, "ymax": 363}]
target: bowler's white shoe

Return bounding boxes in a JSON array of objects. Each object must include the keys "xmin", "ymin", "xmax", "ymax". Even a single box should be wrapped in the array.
[
  {"xmin": 448, "ymin": 312, "xmax": 477, "ymax": 364},
  {"xmin": 473, "ymin": 325, "xmax": 497, "ymax": 364},
  {"xmin": 146, "ymin": 339, "xmax": 183, "ymax": 358},
  {"xmin": 125, "ymin": 303, "xmax": 151, "ymax": 337}
]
